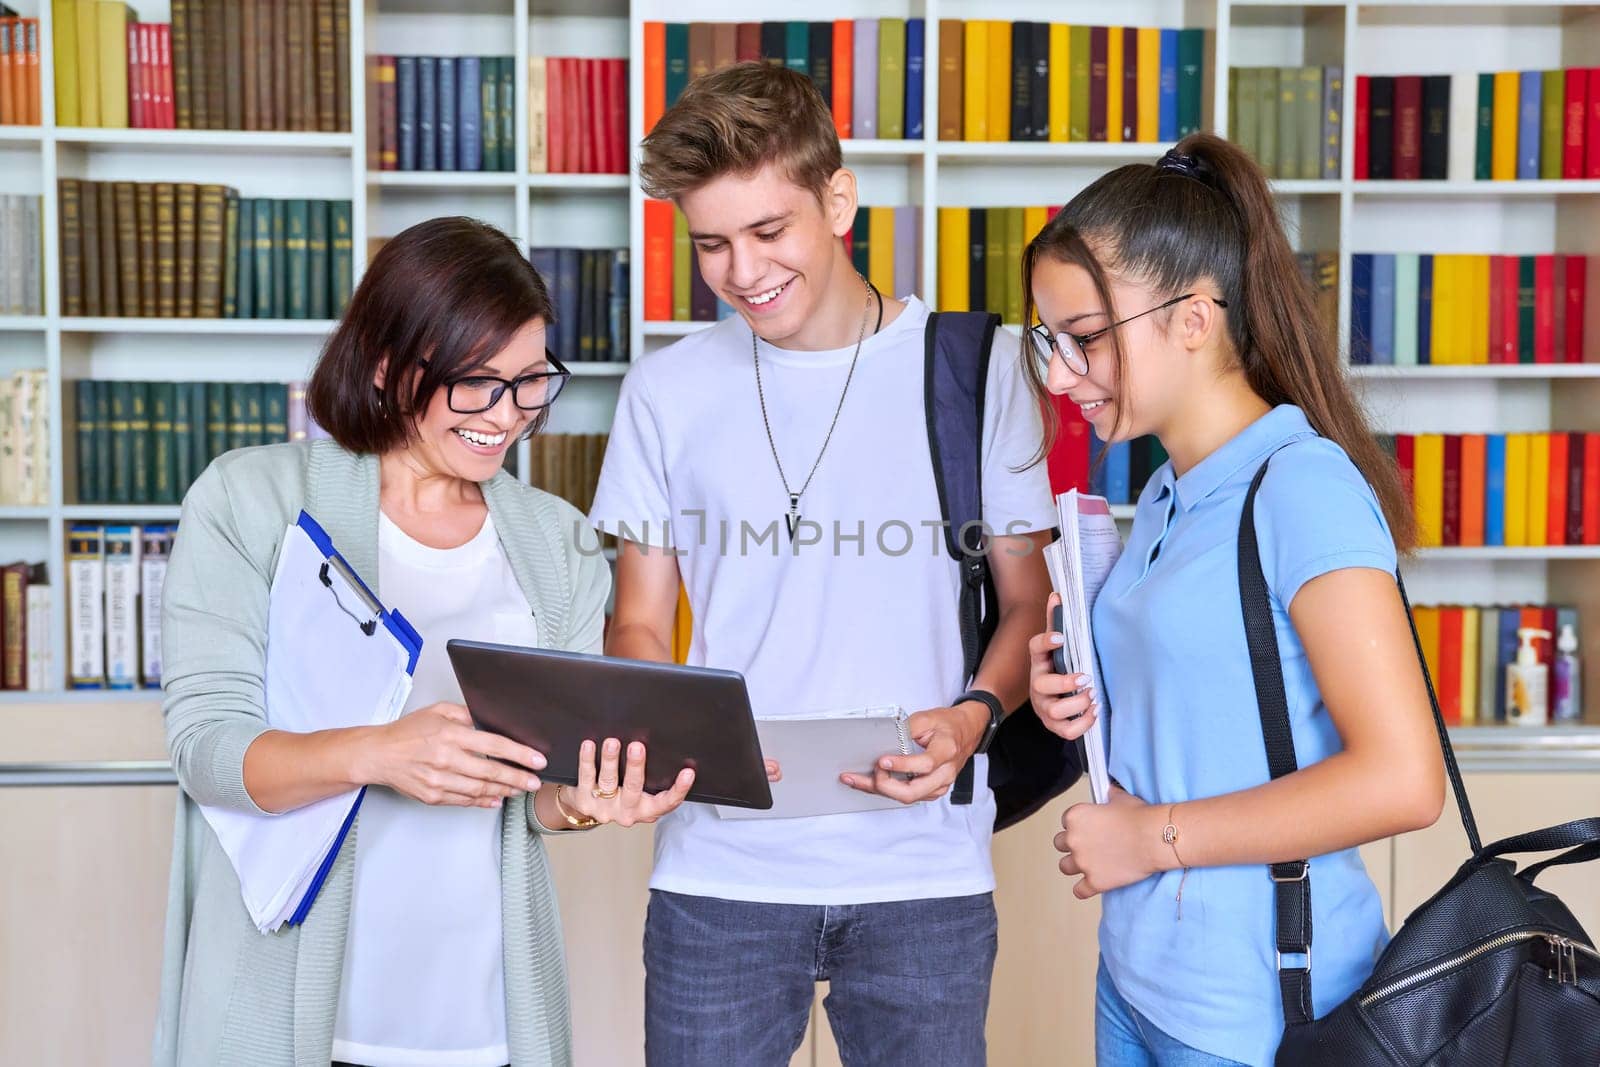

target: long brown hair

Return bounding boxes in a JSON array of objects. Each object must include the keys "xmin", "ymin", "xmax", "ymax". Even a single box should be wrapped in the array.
[{"xmin": 1020, "ymin": 132, "xmax": 1416, "ymax": 552}]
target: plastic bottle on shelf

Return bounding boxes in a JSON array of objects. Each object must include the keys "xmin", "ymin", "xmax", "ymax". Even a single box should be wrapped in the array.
[
  {"xmin": 1552, "ymin": 623, "xmax": 1582, "ymax": 724},
  {"xmin": 1505, "ymin": 628, "xmax": 1551, "ymax": 726}
]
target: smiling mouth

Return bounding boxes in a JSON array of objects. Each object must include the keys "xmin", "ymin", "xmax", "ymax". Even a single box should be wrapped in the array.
[
  {"xmin": 743, "ymin": 278, "xmax": 792, "ymax": 306},
  {"xmin": 454, "ymin": 427, "xmax": 508, "ymax": 447},
  {"xmin": 1078, "ymin": 399, "xmax": 1110, "ymax": 414}
]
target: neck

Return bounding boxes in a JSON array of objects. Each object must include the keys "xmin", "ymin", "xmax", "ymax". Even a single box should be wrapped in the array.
[
  {"xmin": 762, "ymin": 246, "xmax": 879, "ymax": 351},
  {"xmin": 1157, "ymin": 367, "xmax": 1274, "ymax": 478},
  {"xmin": 378, "ymin": 446, "xmax": 483, "ymax": 516}
]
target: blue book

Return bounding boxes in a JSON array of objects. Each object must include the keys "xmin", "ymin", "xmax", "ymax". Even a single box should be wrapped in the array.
[
  {"xmin": 1088, "ymin": 435, "xmax": 1106, "ymax": 497},
  {"xmin": 609, "ymin": 249, "xmax": 630, "ymax": 362},
  {"xmin": 1105, "ymin": 441, "xmax": 1131, "ymax": 504},
  {"xmin": 1518, "ymin": 70, "xmax": 1541, "ymax": 179},
  {"xmin": 1371, "ymin": 254, "xmax": 1396, "ymax": 364},
  {"xmin": 555, "ymin": 248, "xmax": 581, "ymax": 364},
  {"xmin": 1417, "ymin": 254, "xmax": 1434, "ymax": 364},
  {"xmin": 785, "ymin": 21, "xmax": 809, "ymax": 74},
  {"xmin": 664, "ymin": 24, "xmax": 689, "ymax": 107},
  {"xmin": 905, "ymin": 19, "xmax": 925, "ymax": 139},
  {"xmin": 1485, "ymin": 434, "xmax": 1507, "ymax": 546},
  {"xmin": 529, "ymin": 247, "xmax": 559, "ymax": 359},
  {"xmin": 458, "ymin": 56, "xmax": 483, "ymax": 172},
  {"xmin": 1495, "ymin": 607, "xmax": 1522, "ymax": 722},
  {"xmin": 1158, "ymin": 29, "xmax": 1179, "ymax": 141},
  {"xmin": 417, "ymin": 57, "xmax": 438, "ymax": 171},
  {"xmin": 396, "ymin": 56, "xmax": 418, "ymax": 171},
  {"xmin": 438, "ymin": 58, "xmax": 458, "ymax": 171},
  {"xmin": 1350, "ymin": 253, "xmax": 1373, "ymax": 364}
]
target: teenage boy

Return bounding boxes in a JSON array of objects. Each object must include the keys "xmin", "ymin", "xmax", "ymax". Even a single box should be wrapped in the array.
[{"xmin": 589, "ymin": 62, "xmax": 1054, "ymax": 1065}]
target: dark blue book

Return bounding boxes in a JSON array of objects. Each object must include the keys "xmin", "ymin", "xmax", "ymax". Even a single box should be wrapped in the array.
[
  {"xmin": 555, "ymin": 248, "xmax": 581, "ymax": 364},
  {"xmin": 418, "ymin": 57, "xmax": 438, "ymax": 171},
  {"xmin": 610, "ymin": 249, "xmax": 630, "ymax": 361},
  {"xmin": 1495, "ymin": 606, "xmax": 1521, "ymax": 721},
  {"xmin": 1485, "ymin": 433, "xmax": 1507, "ymax": 547},
  {"xmin": 905, "ymin": 18, "xmax": 925, "ymax": 139},
  {"xmin": 1350, "ymin": 253, "xmax": 1373, "ymax": 364},
  {"xmin": 1105, "ymin": 441, "xmax": 1131, "ymax": 504},
  {"xmin": 1518, "ymin": 70, "xmax": 1541, "ymax": 179},
  {"xmin": 1371, "ymin": 253, "xmax": 1396, "ymax": 364},
  {"xmin": 1417, "ymin": 254, "xmax": 1434, "ymax": 364},
  {"xmin": 530, "ymin": 247, "xmax": 559, "ymax": 358},
  {"xmin": 1088, "ymin": 434, "xmax": 1107, "ymax": 497},
  {"xmin": 499, "ymin": 58, "xmax": 514, "ymax": 172},
  {"xmin": 438, "ymin": 57, "xmax": 458, "ymax": 171},
  {"xmin": 458, "ymin": 56, "xmax": 483, "ymax": 172},
  {"xmin": 235, "ymin": 199, "xmax": 254, "ymax": 320},
  {"xmin": 396, "ymin": 56, "xmax": 418, "ymax": 171},
  {"xmin": 967, "ymin": 208, "xmax": 985, "ymax": 312}
]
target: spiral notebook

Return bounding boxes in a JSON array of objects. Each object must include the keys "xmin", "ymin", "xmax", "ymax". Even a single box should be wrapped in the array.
[{"xmin": 713, "ymin": 705, "xmax": 922, "ymax": 820}]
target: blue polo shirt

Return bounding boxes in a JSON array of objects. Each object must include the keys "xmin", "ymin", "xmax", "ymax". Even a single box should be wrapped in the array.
[{"xmin": 1094, "ymin": 405, "xmax": 1395, "ymax": 1066}]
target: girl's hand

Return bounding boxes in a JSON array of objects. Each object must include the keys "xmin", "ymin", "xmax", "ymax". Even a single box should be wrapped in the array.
[
  {"xmin": 1054, "ymin": 786, "xmax": 1166, "ymax": 899},
  {"xmin": 1029, "ymin": 593, "xmax": 1097, "ymax": 741},
  {"xmin": 557, "ymin": 738, "xmax": 696, "ymax": 828},
  {"xmin": 366, "ymin": 702, "xmax": 545, "ymax": 808}
]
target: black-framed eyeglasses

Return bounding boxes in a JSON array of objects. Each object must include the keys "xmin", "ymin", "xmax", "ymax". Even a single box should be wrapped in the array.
[
  {"xmin": 1028, "ymin": 292, "xmax": 1228, "ymax": 376},
  {"xmin": 420, "ymin": 351, "xmax": 571, "ymax": 414}
]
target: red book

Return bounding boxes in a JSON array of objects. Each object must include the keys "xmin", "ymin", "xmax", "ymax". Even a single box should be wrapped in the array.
[
  {"xmin": 608, "ymin": 58, "xmax": 627, "ymax": 173},
  {"xmin": 642, "ymin": 199, "xmax": 673, "ymax": 321},
  {"xmin": 141, "ymin": 24, "xmax": 158, "ymax": 128},
  {"xmin": 1555, "ymin": 254, "xmax": 1568, "ymax": 362},
  {"xmin": 1488, "ymin": 255, "xmax": 1505, "ymax": 363},
  {"xmin": 1047, "ymin": 399, "xmax": 1092, "ymax": 494},
  {"xmin": 1548, "ymin": 431, "xmax": 1569, "ymax": 546},
  {"xmin": 1585, "ymin": 433, "xmax": 1600, "ymax": 544},
  {"xmin": 1088, "ymin": 27, "xmax": 1108, "ymax": 141},
  {"xmin": 1046, "ymin": 205, "xmax": 1062, "ymax": 220},
  {"xmin": 158, "ymin": 24, "xmax": 175, "ymax": 128},
  {"xmin": 581, "ymin": 59, "xmax": 602, "ymax": 174},
  {"xmin": 1541, "ymin": 607, "xmax": 1559, "ymax": 668},
  {"xmin": 643, "ymin": 23, "xmax": 665, "ymax": 135},
  {"xmin": 1460, "ymin": 433, "xmax": 1486, "ymax": 547},
  {"xmin": 843, "ymin": 230, "xmax": 852, "ymax": 259},
  {"xmin": 1393, "ymin": 75, "xmax": 1423, "ymax": 180},
  {"xmin": 127, "ymin": 23, "xmax": 145, "ymax": 128},
  {"xmin": 1569, "ymin": 254, "xmax": 1588, "ymax": 362},
  {"xmin": 737, "ymin": 23, "xmax": 761, "ymax": 64},
  {"xmin": 1354, "ymin": 75, "xmax": 1371, "ymax": 180},
  {"xmin": 1122, "ymin": 27, "xmax": 1138, "ymax": 141},
  {"xmin": 1567, "ymin": 432, "xmax": 1586, "ymax": 546},
  {"xmin": 1437, "ymin": 607, "xmax": 1463, "ymax": 724},
  {"xmin": 1501, "ymin": 255, "xmax": 1520, "ymax": 363},
  {"xmin": 1534, "ymin": 254, "xmax": 1556, "ymax": 362},
  {"xmin": 1588, "ymin": 68, "xmax": 1600, "ymax": 179},
  {"xmin": 1396, "ymin": 433, "xmax": 1415, "ymax": 505},
  {"xmin": 1442, "ymin": 433, "xmax": 1462, "ymax": 546},
  {"xmin": 832, "ymin": 21, "xmax": 853, "ymax": 139},
  {"xmin": 1565, "ymin": 68, "xmax": 1587, "ymax": 179}
]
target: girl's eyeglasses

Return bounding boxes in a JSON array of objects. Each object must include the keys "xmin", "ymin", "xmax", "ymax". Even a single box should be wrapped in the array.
[{"xmin": 1027, "ymin": 293, "xmax": 1228, "ymax": 376}]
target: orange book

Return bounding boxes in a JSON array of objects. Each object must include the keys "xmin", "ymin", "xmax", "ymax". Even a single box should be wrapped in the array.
[
  {"xmin": 1460, "ymin": 433, "xmax": 1486, "ymax": 547},
  {"xmin": 0, "ymin": 18, "xmax": 14, "ymax": 125},
  {"xmin": 1547, "ymin": 431, "xmax": 1569, "ymax": 545},
  {"xmin": 1437, "ymin": 607, "xmax": 1463, "ymax": 724},
  {"xmin": 1414, "ymin": 606, "xmax": 1442, "ymax": 692},
  {"xmin": 1586, "ymin": 433, "xmax": 1600, "ymax": 544},
  {"xmin": 643, "ymin": 23, "xmax": 665, "ymax": 134},
  {"xmin": 832, "ymin": 21, "xmax": 853, "ymax": 139},
  {"xmin": 1526, "ymin": 432, "xmax": 1550, "ymax": 547},
  {"xmin": 27, "ymin": 19, "xmax": 39, "ymax": 125},
  {"xmin": 1105, "ymin": 26, "xmax": 1123, "ymax": 143},
  {"xmin": 643, "ymin": 199, "xmax": 674, "ymax": 321}
]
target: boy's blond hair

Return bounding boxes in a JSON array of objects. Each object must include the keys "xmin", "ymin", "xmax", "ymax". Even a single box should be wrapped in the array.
[{"xmin": 638, "ymin": 62, "xmax": 843, "ymax": 202}]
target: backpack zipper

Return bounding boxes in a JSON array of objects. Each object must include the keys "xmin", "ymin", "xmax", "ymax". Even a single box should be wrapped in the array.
[{"xmin": 1359, "ymin": 931, "xmax": 1597, "ymax": 1007}]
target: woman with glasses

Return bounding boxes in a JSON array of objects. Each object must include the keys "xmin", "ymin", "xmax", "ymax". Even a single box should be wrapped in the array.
[
  {"xmin": 1020, "ymin": 135, "xmax": 1444, "ymax": 1067},
  {"xmin": 153, "ymin": 217, "xmax": 690, "ymax": 1067}
]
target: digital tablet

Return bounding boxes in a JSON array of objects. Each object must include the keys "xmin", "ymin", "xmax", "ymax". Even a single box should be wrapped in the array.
[{"xmin": 446, "ymin": 639, "xmax": 773, "ymax": 810}]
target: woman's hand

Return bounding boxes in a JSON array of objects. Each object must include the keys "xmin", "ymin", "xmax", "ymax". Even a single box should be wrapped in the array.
[
  {"xmin": 363, "ymin": 702, "xmax": 546, "ymax": 808},
  {"xmin": 1029, "ymin": 593, "xmax": 1097, "ymax": 740},
  {"xmin": 1054, "ymin": 786, "xmax": 1167, "ymax": 899},
  {"xmin": 555, "ymin": 738, "xmax": 696, "ymax": 828}
]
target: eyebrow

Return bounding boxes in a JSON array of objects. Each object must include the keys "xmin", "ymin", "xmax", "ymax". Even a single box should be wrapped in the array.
[
  {"xmin": 688, "ymin": 212, "xmax": 793, "ymax": 241},
  {"xmin": 1052, "ymin": 310, "xmax": 1110, "ymax": 331}
]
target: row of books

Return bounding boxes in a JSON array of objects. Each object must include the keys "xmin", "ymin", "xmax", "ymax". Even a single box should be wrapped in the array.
[
  {"xmin": 0, "ymin": 15, "xmax": 39, "ymax": 124},
  {"xmin": 528, "ymin": 57, "xmax": 628, "ymax": 175},
  {"xmin": 643, "ymin": 202, "xmax": 924, "ymax": 322},
  {"xmin": 528, "ymin": 248, "xmax": 630, "ymax": 365},
  {"xmin": 2, "ymin": 193, "xmax": 41, "ymax": 314},
  {"xmin": 72, "ymin": 380, "xmax": 309, "ymax": 506},
  {"xmin": 68, "ymin": 523, "xmax": 169, "ymax": 689},
  {"xmin": 371, "ymin": 55, "xmax": 517, "ymax": 173},
  {"xmin": 1045, "ymin": 422, "xmax": 1166, "ymax": 505},
  {"xmin": 57, "ymin": 180, "xmax": 353, "ymax": 320},
  {"xmin": 0, "ymin": 559, "xmax": 51, "ymax": 691},
  {"xmin": 939, "ymin": 22, "xmax": 1205, "ymax": 143},
  {"xmin": 1386, "ymin": 432, "xmax": 1600, "ymax": 549},
  {"xmin": 0, "ymin": 369, "xmax": 48, "ymax": 506},
  {"xmin": 1350, "ymin": 253, "xmax": 1591, "ymax": 366},
  {"xmin": 527, "ymin": 432, "xmax": 608, "ymax": 522},
  {"xmin": 936, "ymin": 205, "xmax": 1054, "ymax": 322},
  {"xmin": 1229, "ymin": 66, "xmax": 1343, "ymax": 181},
  {"xmin": 644, "ymin": 20, "xmax": 925, "ymax": 141},
  {"xmin": 53, "ymin": 12, "xmax": 174, "ymax": 129},
  {"xmin": 1413, "ymin": 603, "xmax": 1581, "ymax": 725},
  {"xmin": 1353, "ymin": 70, "xmax": 1600, "ymax": 182}
]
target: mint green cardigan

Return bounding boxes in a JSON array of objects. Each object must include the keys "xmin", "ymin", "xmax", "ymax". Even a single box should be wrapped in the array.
[{"xmin": 152, "ymin": 440, "xmax": 610, "ymax": 1067}]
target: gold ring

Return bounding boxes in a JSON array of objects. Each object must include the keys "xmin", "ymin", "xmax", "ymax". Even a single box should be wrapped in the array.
[{"xmin": 592, "ymin": 786, "xmax": 619, "ymax": 800}]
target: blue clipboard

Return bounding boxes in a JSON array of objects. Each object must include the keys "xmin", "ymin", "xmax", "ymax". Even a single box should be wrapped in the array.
[{"xmin": 284, "ymin": 510, "xmax": 422, "ymax": 927}]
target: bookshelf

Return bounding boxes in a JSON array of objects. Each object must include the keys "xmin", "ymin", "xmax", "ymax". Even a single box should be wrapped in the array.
[{"xmin": 0, "ymin": 0, "xmax": 1595, "ymax": 746}]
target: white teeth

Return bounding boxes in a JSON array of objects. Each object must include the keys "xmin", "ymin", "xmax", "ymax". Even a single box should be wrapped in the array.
[
  {"xmin": 747, "ymin": 281, "xmax": 787, "ymax": 306},
  {"xmin": 455, "ymin": 428, "xmax": 507, "ymax": 447},
  {"xmin": 1081, "ymin": 400, "xmax": 1109, "ymax": 413}
]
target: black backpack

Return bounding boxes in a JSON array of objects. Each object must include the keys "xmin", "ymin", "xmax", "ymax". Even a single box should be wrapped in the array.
[{"xmin": 924, "ymin": 310, "xmax": 1084, "ymax": 831}]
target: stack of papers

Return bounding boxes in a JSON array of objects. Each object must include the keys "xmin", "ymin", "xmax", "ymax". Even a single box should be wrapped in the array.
[{"xmin": 1041, "ymin": 490, "xmax": 1124, "ymax": 803}]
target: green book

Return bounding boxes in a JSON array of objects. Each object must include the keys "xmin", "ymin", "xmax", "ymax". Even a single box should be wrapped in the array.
[
  {"xmin": 173, "ymin": 382, "xmax": 195, "ymax": 498},
  {"xmin": 1258, "ymin": 68, "xmax": 1279, "ymax": 180},
  {"xmin": 236, "ymin": 200, "xmax": 255, "ymax": 319},
  {"xmin": 330, "ymin": 202, "xmax": 353, "ymax": 316},
  {"xmin": 1393, "ymin": 253, "xmax": 1420, "ymax": 366},
  {"xmin": 591, "ymin": 251, "xmax": 611, "ymax": 362},
  {"xmin": 150, "ymin": 382, "xmax": 178, "ymax": 505},
  {"xmin": 1478, "ymin": 607, "xmax": 1500, "ymax": 724},
  {"xmin": 75, "ymin": 380, "xmax": 98, "ymax": 504},
  {"xmin": 1276, "ymin": 67, "xmax": 1298, "ymax": 181},
  {"xmin": 94, "ymin": 382, "xmax": 112, "ymax": 505},
  {"xmin": 225, "ymin": 382, "xmax": 249, "ymax": 452},
  {"xmin": 262, "ymin": 383, "xmax": 288, "ymax": 444},
  {"xmin": 189, "ymin": 382, "xmax": 209, "ymax": 476},
  {"xmin": 785, "ymin": 21, "xmax": 809, "ymax": 76},
  {"xmin": 245, "ymin": 382, "xmax": 266, "ymax": 448},
  {"xmin": 1004, "ymin": 207, "xmax": 1023, "ymax": 326},
  {"xmin": 253, "ymin": 199, "xmax": 274, "ymax": 318},
  {"xmin": 206, "ymin": 383, "xmax": 228, "ymax": 464},
  {"xmin": 1235, "ymin": 67, "xmax": 1260, "ymax": 163},
  {"xmin": 578, "ymin": 250, "xmax": 597, "ymax": 360},
  {"xmin": 499, "ymin": 57, "xmax": 515, "ymax": 172},
  {"xmin": 1177, "ymin": 29, "xmax": 1204, "ymax": 136},
  {"xmin": 672, "ymin": 207, "xmax": 691, "ymax": 321},
  {"xmin": 1541, "ymin": 69, "xmax": 1564, "ymax": 181},
  {"xmin": 1475, "ymin": 73, "xmax": 1493, "ymax": 181},
  {"xmin": 482, "ymin": 57, "xmax": 501, "ymax": 173},
  {"xmin": 285, "ymin": 201, "xmax": 310, "ymax": 320},
  {"xmin": 222, "ymin": 190, "xmax": 239, "ymax": 319},
  {"xmin": 1517, "ymin": 256, "xmax": 1535, "ymax": 363},
  {"xmin": 1298, "ymin": 67, "xmax": 1321, "ymax": 182},
  {"xmin": 1068, "ymin": 26, "xmax": 1090, "ymax": 141},
  {"xmin": 665, "ymin": 23, "xmax": 689, "ymax": 107},
  {"xmin": 877, "ymin": 18, "xmax": 907, "ymax": 140},
  {"xmin": 129, "ymin": 382, "xmax": 151, "ymax": 504},
  {"xmin": 308, "ymin": 201, "xmax": 330, "ymax": 320},
  {"xmin": 271, "ymin": 200, "xmax": 288, "ymax": 318},
  {"xmin": 109, "ymin": 381, "xmax": 132, "ymax": 504},
  {"xmin": 984, "ymin": 210, "xmax": 1004, "ymax": 318}
]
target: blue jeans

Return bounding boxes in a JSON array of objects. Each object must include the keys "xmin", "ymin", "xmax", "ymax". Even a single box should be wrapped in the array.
[
  {"xmin": 643, "ymin": 889, "xmax": 997, "ymax": 1067},
  {"xmin": 1096, "ymin": 959, "xmax": 1250, "ymax": 1067}
]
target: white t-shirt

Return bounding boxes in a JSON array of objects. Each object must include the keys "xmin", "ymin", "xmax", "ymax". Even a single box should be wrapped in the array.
[
  {"xmin": 588, "ymin": 295, "xmax": 1055, "ymax": 905},
  {"xmin": 332, "ymin": 511, "xmax": 537, "ymax": 1067}
]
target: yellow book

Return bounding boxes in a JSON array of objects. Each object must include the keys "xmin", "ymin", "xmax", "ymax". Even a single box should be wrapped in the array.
[
  {"xmin": 868, "ymin": 206, "xmax": 895, "ymax": 296},
  {"xmin": 1492, "ymin": 71, "xmax": 1518, "ymax": 181},
  {"xmin": 96, "ymin": 1, "xmax": 132, "ymax": 128},
  {"xmin": 1105, "ymin": 28, "xmax": 1123, "ymax": 143},
  {"xmin": 1435, "ymin": 255, "xmax": 1461, "ymax": 364},
  {"xmin": 672, "ymin": 208, "xmax": 690, "ymax": 322},
  {"xmin": 1415, "ymin": 606, "xmax": 1442, "ymax": 694},
  {"xmin": 1526, "ymin": 432, "xmax": 1549, "ymax": 547},
  {"xmin": 1049, "ymin": 23, "xmax": 1070, "ymax": 142},
  {"xmin": 672, "ymin": 582, "xmax": 692, "ymax": 664},
  {"xmin": 1504, "ymin": 433, "xmax": 1529, "ymax": 547},
  {"xmin": 1472, "ymin": 255, "xmax": 1491, "ymax": 364},
  {"xmin": 1459, "ymin": 606, "xmax": 1480, "ymax": 725},
  {"xmin": 963, "ymin": 21, "xmax": 989, "ymax": 141},
  {"xmin": 986, "ymin": 21, "xmax": 1009, "ymax": 143},
  {"xmin": 51, "ymin": 0, "xmax": 80, "ymax": 127},
  {"xmin": 1136, "ymin": 27, "xmax": 1160, "ymax": 142},
  {"xmin": 1023, "ymin": 206, "xmax": 1048, "ymax": 246},
  {"xmin": 937, "ymin": 207, "xmax": 969, "ymax": 311},
  {"xmin": 1414, "ymin": 433, "xmax": 1445, "ymax": 547},
  {"xmin": 74, "ymin": 0, "xmax": 99, "ymax": 126}
]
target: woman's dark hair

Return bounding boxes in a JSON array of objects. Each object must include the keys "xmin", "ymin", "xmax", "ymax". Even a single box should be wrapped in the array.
[
  {"xmin": 1020, "ymin": 132, "xmax": 1416, "ymax": 552},
  {"xmin": 307, "ymin": 216, "xmax": 555, "ymax": 454}
]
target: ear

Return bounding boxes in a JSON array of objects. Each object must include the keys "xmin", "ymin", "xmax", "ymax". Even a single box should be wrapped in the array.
[
  {"xmin": 825, "ymin": 167, "xmax": 858, "ymax": 240},
  {"xmin": 1178, "ymin": 292, "xmax": 1224, "ymax": 354},
  {"xmin": 372, "ymin": 355, "xmax": 389, "ymax": 391}
]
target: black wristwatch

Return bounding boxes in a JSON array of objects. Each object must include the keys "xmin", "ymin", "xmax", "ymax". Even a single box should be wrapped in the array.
[{"xmin": 955, "ymin": 689, "xmax": 1006, "ymax": 754}]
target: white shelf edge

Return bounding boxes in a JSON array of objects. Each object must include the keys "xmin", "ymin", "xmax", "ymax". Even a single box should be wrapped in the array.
[
  {"xmin": 0, "ymin": 507, "xmax": 51, "ymax": 520},
  {"xmin": 1354, "ymin": 180, "xmax": 1600, "ymax": 198},
  {"xmin": 1411, "ymin": 546, "xmax": 1600, "ymax": 561},
  {"xmin": 644, "ymin": 321, "xmax": 710, "ymax": 337},
  {"xmin": 63, "ymin": 506, "xmax": 183, "ymax": 521},
  {"xmin": 51, "ymin": 128, "xmax": 354, "ymax": 151},
  {"xmin": 1271, "ymin": 180, "xmax": 1342, "ymax": 195},
  {"xmin": 1351, "ymin": 364, "xmax": 1600, "ymax": 379},
  {"xmin": 0, "ymin": 126, "xmax": 43, "ymax": 143},
  {"xmin": 0, "ymin": 316, "xmax": 48, "ymax": 331},
  {"xmin": 58, "ymin": 317, "xmax": 338, "ymax": 336},
  {"xmin": 567, "ymin": 362, "xmax": 630, "ymax": 376},
  {"xmin": 525, "ymin": 173, "xmax": 630, "ymax": 190},
  {"xmin": 0, "ymin": 689, "xmax": 163, "ymax": 706},
  {"xmin": 935, "ymin": 140, "xmax": 1178, "ymax": 162},
  {"xmin": 370, "ymin": 171, "xmax": 520, "ymax": 189}
]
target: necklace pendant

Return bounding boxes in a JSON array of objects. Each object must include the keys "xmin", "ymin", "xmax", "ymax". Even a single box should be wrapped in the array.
[{"xmin": 785, "ymin": 494, "xmax": 801, "ymax": 542}]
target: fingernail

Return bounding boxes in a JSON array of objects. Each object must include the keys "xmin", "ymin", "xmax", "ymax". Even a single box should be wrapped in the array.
[
  {"xmin": 880, "ymin": 758, "xmax": 894, "ymax": 770},
  {"xmin": 841, "ymin": 775, "xmax": 854, "ymax": 786},
  {"xmin": 1075, "ymin": 674, "xmax": 1091, "ymax": 687},
  {"xmin": 605, "ymin": 739, "xmax": 620, "ymax": 753},
  {"xmin": 630, "ymin": 742, "xmax": 644, "ymax": 758},
  {"xmin": 1050, "ymin": 633, "xmax": 1065, "ymax": 646},
  {"xmin": 528, "ymin": 777, "xmax": 541, "ymax": 791}
]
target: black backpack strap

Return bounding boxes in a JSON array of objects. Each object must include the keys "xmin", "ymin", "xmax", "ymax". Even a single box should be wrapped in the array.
[{"xmin": 924, "ymin": 310, "xmax": 1000, "ymax": 806}]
